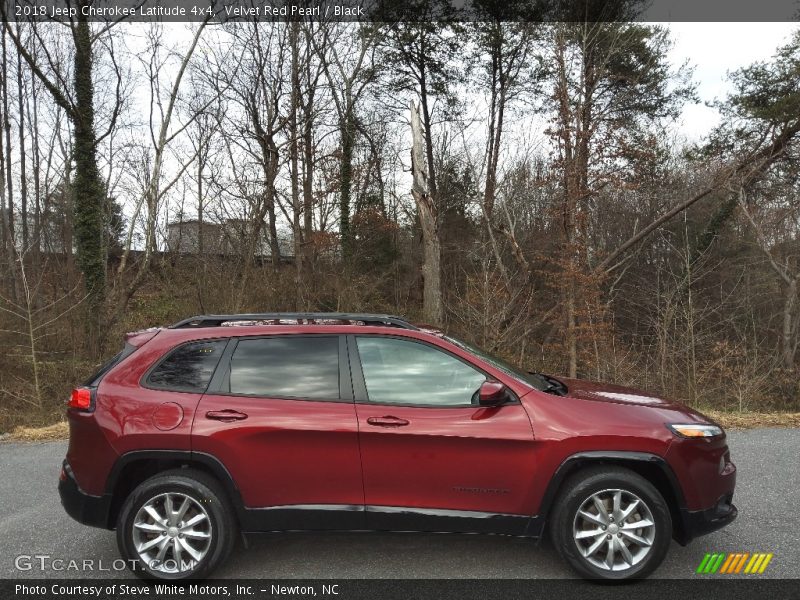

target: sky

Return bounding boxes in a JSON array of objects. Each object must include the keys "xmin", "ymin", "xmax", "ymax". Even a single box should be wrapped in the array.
[
  {"xmin": 667, "ymin": 22, "xmax": 798, "ymax": 140},
  {"xmin": 86, "ymin": 21, "xmax": 800, "ymax": 236},
  {"xmin": 123, "ymin": 21, "xmax": 799, "ymax": 146}
]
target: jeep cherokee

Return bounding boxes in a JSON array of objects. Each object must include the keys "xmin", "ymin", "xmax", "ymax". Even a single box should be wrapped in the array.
[{"xmin": 59, "ymin": 312, "xmax": 737, "ymax": 580}]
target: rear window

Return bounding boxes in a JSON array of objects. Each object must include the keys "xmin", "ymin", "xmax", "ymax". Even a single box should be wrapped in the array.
[
  {"xmin": 228, "ymin": 336, "xmax": 340, "ymax": 400},
  {"xmin": 83, "ymin": 343, "xmax": 137, "ymax": 386},
  {"xmin": 146, "ymin": 339, "xmax": 227, "ymax": 392}
]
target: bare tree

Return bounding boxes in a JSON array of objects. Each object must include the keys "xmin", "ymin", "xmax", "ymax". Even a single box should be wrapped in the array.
[
  {"xmin": 213, "ymin": 21, "xmax": 289, "ymax": 307},
  {"xmin": 112, "ymin": 19, "xmax": 213, "ymax": 329},
  {"xmin": 0, "ymin": 250, "xmax": 84, "ymax": 408},
  {"xmin": 410, "ymin": 100, "xmax": 442, "ymax": 323},
  {"xmin": 739, "ymin": 190, "xmax": 800, "ymax": 369},
  {"xmin": 3, "ymin": 6, "xmax": 126, "ymax": 354},
  {"xmin": 313, "ymin": 22, "xmax": 378, "ymax": 257}
]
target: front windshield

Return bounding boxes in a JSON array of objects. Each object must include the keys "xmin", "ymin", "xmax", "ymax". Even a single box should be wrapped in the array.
[{"xmin": 443, "ymin": 335, "xmax": 553, "ymax": 393}]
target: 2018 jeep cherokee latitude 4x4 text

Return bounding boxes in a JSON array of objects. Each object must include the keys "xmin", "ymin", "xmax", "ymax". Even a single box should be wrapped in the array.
[{"xmin": 59, "ymin": 312, "xmax": 736, "ymax": 580}]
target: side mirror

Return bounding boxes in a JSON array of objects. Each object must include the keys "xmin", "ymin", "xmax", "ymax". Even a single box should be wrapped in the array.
[{"xmin": 479, "ymin": 380, "xmax": 509, "ymax": 406}]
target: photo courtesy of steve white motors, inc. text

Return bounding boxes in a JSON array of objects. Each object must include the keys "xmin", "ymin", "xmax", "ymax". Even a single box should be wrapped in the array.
[{"xmin": 14, "ymin": 584, "xmax": 340, "ymax": 597}]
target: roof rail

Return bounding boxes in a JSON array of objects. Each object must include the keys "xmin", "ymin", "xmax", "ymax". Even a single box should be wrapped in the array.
[{"xmin": 169, "ymin": 312, "xmax": 420, "ymax": 331}]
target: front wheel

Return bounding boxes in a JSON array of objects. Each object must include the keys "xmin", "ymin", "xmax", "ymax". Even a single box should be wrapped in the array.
[
  {"xmin": 116, "ymin": 469, "xmax": 236, "ymax": 580},
  {"xmin": 550, "ymin": 466, "xmax": 672, "ymax": 580}
]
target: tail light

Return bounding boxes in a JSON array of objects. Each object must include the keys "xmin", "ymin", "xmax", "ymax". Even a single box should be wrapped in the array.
[{"xmin": 68, "ymin": 387, "xmax": 93, "ymax": 411}]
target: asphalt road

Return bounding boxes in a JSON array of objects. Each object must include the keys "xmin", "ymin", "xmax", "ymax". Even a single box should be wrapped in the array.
[{"xmin": 1, "ymin": 429, "xmax": 798, "ymax": 579}]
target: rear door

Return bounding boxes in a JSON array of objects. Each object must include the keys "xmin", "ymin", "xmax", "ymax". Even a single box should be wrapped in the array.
[
  {"xmin": 193, "ymin": 334, "xmax": 364, "ymax": 530},
  {"xmin": 350, "ymin": 335, "xmax": 537, "ymax": 534}
]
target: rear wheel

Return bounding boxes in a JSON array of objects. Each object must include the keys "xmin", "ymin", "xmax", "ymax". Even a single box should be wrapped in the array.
[
  {"xmin": 550, "ymin": 466, "xmax": 672, "ymax": 580},
  {"xmin": 116, "ymin": 469, "xmax": 236, "ymax": 580}
]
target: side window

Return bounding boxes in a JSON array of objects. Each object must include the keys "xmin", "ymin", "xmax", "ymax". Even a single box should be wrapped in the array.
[
  {"xmin": 229, "ymin": 336, "xmax": 340, "ymax": 400},
  {"xmin": 147, "ymin": 339, "xmax": 227, "ymax": 392},
  {"xmin": 84, "ymin": 345, "xmax": 130, "ymax": 386},
  {"xmin": 356, "ymin": 337, "xmax": 486, "ymax": 407}
]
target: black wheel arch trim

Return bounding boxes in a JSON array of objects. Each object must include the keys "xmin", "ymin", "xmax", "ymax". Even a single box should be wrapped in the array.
[
  {"xmin": 104, "ymin": 449, "xmax": 247, "ymax": 528},
  {"xmin": 537, "ymin": 450, "xmax": 687, "ymax": 524}
]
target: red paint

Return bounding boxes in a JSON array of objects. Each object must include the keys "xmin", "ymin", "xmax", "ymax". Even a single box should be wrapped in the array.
[
  {"xmin": 356, "ymin": 403, "xmax": 536, "ymax": 514},
  {"xmin": 63, "ymin": 321, "xmax": 735, "ymax": 518},
  {"xmin": 152, "ymin": 402, "xmax": 184, "ymax": 431},
  {"xmin": 193, "ymin": 395, "xmax": 363, "ymax": 507}
]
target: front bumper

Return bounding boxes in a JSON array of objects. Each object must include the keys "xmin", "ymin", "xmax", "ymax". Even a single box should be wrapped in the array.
[
  {"xmin": 58, "ymin": 460, "xmax": 112, "ymax": 529},
  {"xmin": 676, "ymin": 493, "xmax": 737, "ymax": 545},
  {"xmin": 665, "ymin": 433, "xmax": 737, "ymax": 545}
]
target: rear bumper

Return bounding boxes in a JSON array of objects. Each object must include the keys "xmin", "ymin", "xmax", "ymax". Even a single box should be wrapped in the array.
[
  {"xmin": 58, "ymin": 460, "xmax": 112, "ymax": 529},
  {"xmin": 676, "ymin": 493, "xmax": 737, "ymax": 545}
]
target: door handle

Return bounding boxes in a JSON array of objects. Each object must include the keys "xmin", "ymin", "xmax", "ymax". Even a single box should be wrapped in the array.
[
  {"xmin": 206, "ymin": 409, "xmax": 248, "ymax": 422},
  {"xmin": 366, "ymin": 416, "xmax": 409, "ymax": 427}
]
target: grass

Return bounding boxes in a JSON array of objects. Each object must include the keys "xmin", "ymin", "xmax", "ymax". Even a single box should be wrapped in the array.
[
  {"xmin": 704, "ymin": 410, "xmax": 800, "ymax": 430},
  {"xmin": 5, "ymin": 421, "xmax": 69, "ymax": 442}
]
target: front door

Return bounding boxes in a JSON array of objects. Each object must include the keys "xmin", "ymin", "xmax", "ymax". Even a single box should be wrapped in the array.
[
  {"xmin": 193, "ymin": 334, "xmax": 364, "ymax": 530},
  {"xmin": 349, "ymin": 335, "xmax": 536, "ymax": 534}
]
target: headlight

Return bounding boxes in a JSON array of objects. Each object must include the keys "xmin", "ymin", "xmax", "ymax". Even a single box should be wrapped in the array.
[{"xmin": 666, "ymin": 423, "xmax": 724, "ymax": 438}]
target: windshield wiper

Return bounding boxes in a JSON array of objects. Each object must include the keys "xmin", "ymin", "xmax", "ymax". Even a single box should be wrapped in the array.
[{"xmin": 529, "ymin": 372, "xmax": 568, "ymax": 396}]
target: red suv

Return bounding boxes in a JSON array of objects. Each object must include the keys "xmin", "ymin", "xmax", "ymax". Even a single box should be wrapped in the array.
[{"xmin": 59, "ymin": 313, "xmax": 736, "ymax": 580}]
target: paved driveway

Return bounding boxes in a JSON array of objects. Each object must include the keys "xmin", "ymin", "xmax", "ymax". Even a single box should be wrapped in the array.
[{"xmin": 1, "ymin": 429, "xmax": 797, "ymax": 579}]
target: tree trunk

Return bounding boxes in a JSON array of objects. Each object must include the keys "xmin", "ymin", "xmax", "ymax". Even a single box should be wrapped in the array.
[
  {"xmin": 63, "ymin": 163, "xmax": 74, "ymax": 271},
  {"xmin": 566, "ymin": 278, "xmax": 577, "ymax": 378},
  {"xmin": 247, "ymin": 92, "xmax": 281, "ymax": 271},
  {"xmin": 419, "ymin": 202, "xmax": 442, "ymax": 325},
  {"xmin": 265, "ymin": 137, "xmax": 280, "ymax": 269},
  {"xmin": 418, "ymin": 77, "xmax": 437, "ymax": 199},
  {"xmin": 289, "ymin": 21, "xmax": 303, "ymax": 308},
  {"xmin": 301, "ymin": 59, "xmax": 315, "ymax": 296},
  {"xmin": 238, "ymin": 136, "xmax": 280, "ymax": 307},
  {"xmin": 339, "ymin": 110, "xmax": 356, "ymax": 259},
  {"xmin": 267, "ymin": 194, "xmax": 280, "ymax": 268},
  {"xmin": 29, "ymin": 40, "xmax": 41, "ymax": 269},
  {"xmin": 2, "ymin": 27, "xmax": 15, "ymax": 253},
  {"xmin": 0, "ymin": 28, "xmax": 17, "ymax": 300},
  {"xmin": 411, "ymin": 100, "xmax": 443, "ymax": 325},
  {"xmin": 72, "ymin": 10, "xmax": 106, "ymax": 355},
  {"xmin": 16, "ymin": 23, "xmax": 28, "ymax": 251},
  {"xmin": 197, "ymin": 150, "xmax": 204, "ymax": 257},
  {"xmin": 783, "ymin": 278, "xmax": 798, "ymax": 370}
]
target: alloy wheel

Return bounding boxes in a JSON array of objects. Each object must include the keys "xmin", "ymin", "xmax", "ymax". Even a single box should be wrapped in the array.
[
  {"xmin": 131, "ymin": 492, "xmax": 212, "ymax": 574},
  {"xmin": 572, "ymin": 488, "xmax": 656, "ymax": 572}
]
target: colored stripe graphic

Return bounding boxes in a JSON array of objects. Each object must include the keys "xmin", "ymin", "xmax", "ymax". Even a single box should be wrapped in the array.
[
  {"xmin": 751, "ymin": 554, "xmax": 767, "ymax": 573},
  {"xmin": 734, "ymin": 553, "xmax": 749, "ymax": 573},
  {"xmin": 720, "ymin": 553, "xmax": 736, "ymax": 573},
  {"xmin": 758, "ymin": 554, "xmax": 773, "ymax": 573},
  {"xmin": 706, "ymin": 553, "xmax": 721, "ymax": 573},
  {"xmin": 711, "ymin": 553, "xmax": 726, "ymax": 573},
  {"xmin": 704, "ymin": 553, "xmax": 720, "ymax": 573},
  {"xmin": 696, "ymin": 552, "xmax": 773, "ymax": 575},
  {"xmin": 696, "ymin": 554, "xmax": 712, "ymax": 574},
  {"xmin": 744, "ymin": 554, "xmax": 760, "ymax": 573}
]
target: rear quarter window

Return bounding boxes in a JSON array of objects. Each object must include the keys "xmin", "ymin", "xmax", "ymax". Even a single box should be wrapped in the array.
[
  {"xmin": 146, "ymin": 339, "xmax": 227, "ymax": 392},
  {"xmin": 83, "ymin": 343, "xmax": 137, "ymax": 386}
]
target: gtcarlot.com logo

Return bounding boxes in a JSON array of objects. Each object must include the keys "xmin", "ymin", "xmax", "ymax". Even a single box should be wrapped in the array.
[
  {"xmin": 696, "ymin": 552, "xmax": 774, "ymax": 575},
  {"xmin": 14, "ymin": 554, "xmax": 196, "ymax": 572}
]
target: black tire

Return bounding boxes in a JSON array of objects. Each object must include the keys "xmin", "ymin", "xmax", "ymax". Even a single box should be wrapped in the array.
[
  {"xmin": 549, "ymin": 466, "xmax": 672, "ymax": 581},
  {"xmin": 116, "ymin": 469, "xmax": 237, "ymax": 580}
]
